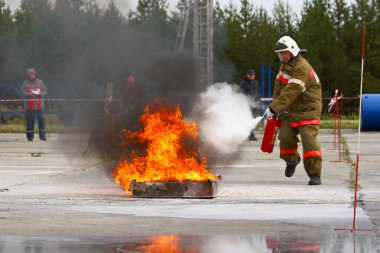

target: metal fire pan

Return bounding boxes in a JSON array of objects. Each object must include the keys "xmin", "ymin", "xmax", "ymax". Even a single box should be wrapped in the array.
[{"xmin": 129, "ymin": 176, "xmax": 222, "ymax": 198}]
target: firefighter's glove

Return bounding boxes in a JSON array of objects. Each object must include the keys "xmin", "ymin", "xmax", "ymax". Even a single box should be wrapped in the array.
[{"xmin": 263, "ymin": 107, "xmax": 275, "ymax": 119}]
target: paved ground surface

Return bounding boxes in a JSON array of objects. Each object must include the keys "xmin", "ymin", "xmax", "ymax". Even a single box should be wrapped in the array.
[
  {"xmin": 0, "ymin": 130, "xmax": 378, "ymax": 252},
  {"xmin": 344, "ymin": 131, "xmax": 380, "ymax": 251}
]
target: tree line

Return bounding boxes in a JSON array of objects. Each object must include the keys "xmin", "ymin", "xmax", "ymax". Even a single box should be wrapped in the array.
[{"xmin": 0, "ymin": 0, "xmax": 379, "ymax": 99}]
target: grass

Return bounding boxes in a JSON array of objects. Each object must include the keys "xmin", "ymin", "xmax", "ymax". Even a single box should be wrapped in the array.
[
  {"xmin": 320, "ymin": 113, "xmax": 359, "ymax": 129},
  {"xmin": 0, "ymin": 124, "xmax": 61, "ymax": 133},
  {"xmin": 340, "ymin": 137, "xmax": 357, "ymax": 189},
  {"xmin": 320, "ymin": 113, "xmax": 359, "ymax": 120},
  {"xmin": 0, "ymin": 115, "xmax": 79, "ymax": 133},
  {"xmin": 320, "ymin": 120, "xmax": 358, "ymax": 129}
]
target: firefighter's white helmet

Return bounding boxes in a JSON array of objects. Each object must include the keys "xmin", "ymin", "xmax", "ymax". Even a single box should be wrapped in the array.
[{"xmin": 275, "ymin": 36, "xmax": 300, "ymax": 56}]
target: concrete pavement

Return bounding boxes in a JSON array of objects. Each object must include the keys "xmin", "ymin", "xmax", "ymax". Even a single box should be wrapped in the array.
[
  {"xmin": 344, "ymin": 131, "xmax": 380, "ymax": 252},
  {"xmin": 0, "ymin": 131, "xmax": 378, "ymax": 252}
]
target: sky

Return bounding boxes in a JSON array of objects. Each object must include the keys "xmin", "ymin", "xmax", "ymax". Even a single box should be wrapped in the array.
[{"xmin": 4, "ymin": 0, "xmax": 355, "ymax": 17}]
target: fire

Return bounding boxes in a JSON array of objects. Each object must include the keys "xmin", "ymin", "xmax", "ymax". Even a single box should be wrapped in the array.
[
  {"xmin": 141, "ymin": 235, "xmax": 198, "ymax": 253},
  {"xmin": 119, "ymin": 235, "xmax": 199, "ymax": 253},
  {"xmin": 113, "ymin": 100, "xmax": 218, "ymax": 190}
]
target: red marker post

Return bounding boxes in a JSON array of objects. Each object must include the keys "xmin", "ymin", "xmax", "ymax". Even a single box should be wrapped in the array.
[{"xmin": 335, "ymin": 26, "xmax": 372, "ymax": 233}]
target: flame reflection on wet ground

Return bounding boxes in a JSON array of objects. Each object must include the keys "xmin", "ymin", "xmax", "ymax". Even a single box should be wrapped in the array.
[{"xmin": 0, "ymin": 231, "xmax": 376, "ymax": 253}]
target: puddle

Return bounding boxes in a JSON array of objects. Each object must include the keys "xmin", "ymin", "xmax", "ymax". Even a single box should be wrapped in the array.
[{"xmin": 0, "ymin": 231, "xmax": 376, "ymax": 253}]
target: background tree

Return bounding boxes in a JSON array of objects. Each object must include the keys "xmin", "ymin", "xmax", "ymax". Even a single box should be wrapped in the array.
[
  {"xmin": 272, "ymin": 0, "xmax": 297, "ymax": 37},
  {"xmin": 0, "ymin": 0, "xmax": 16, "ymax": 83},
  {"xmin": 297, "ymin": 0, "xmax": 343, "ymax": 97},
  {"xmin": 350, "ymin": 0, "xmax": 380, "ymax": 93},
  {"xmin": 0, "ymin": 0, "xmax": 378, "ymax": 101},
  {"xmin": 128, "ymin": 0, "xmax": 173, "ymax": 36}
]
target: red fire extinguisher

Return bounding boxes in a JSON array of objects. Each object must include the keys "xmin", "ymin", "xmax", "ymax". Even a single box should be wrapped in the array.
[{"xmin": 261, "ymin": 117, "xmax": 281, "ymax": 153}]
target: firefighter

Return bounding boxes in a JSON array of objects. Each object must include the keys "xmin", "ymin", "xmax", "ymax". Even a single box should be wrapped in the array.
[
  {"xmin": 21, "ymin": 68, "xmax": 47, "ymax": 141},
  {"xmin": 239, "ymin": 69, "xmax": 261, "ymax": 141},
  {"xmin": 119, "ymin": 75, "xmax": 137, "ymax": 115},
  {"xmin": 264, "ymin": 36, "xmax": 322, "ymax": 185}
]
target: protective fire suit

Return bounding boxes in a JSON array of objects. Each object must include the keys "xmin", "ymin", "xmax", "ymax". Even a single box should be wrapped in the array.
[{"xmin": 269, "ymin": 54, "xmax": 322, "ymax": 177}]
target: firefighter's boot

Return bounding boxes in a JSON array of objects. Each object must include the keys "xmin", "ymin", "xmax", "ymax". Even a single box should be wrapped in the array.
[
  {"xmin": 26, "ymin": 131, "xmax": 34, "ymax": 142},
  {"xmin": 285, "ymin": 157, "xmax": 301, "ymax": 177},
  {"xmin": 308, "ymin": 176, "xmax": 321, "ymax": 185},
  {"xmin": 248, "ymin": 131, "xmax": 257, "ymax": 141},
  {"xmin": 39, "ymin": 130, "xmax": 47, "ymax": 141}
]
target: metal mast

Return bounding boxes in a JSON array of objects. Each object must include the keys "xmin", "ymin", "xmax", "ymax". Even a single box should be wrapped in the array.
[
  {"xmin": 175, "ymin": 0, "xmax": 214, "ymax": 86},
  {"xmin": 175, "ymin": 0, "xmax": 192, "ymax": 52},
  {"xmin": 193, "ymin": 0, "xmax": 213, "ymax": 86}
]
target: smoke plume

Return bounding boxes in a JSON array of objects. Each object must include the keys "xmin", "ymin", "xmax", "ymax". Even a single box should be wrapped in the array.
[{"xmin": 193, "ymin": 82, "xmax": 262, "ymax": 154}]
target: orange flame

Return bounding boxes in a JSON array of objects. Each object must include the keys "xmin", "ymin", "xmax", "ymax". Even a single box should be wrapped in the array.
[
  {"xmin": 113, "ymin": 100, "xmax": 218, "ymax": 190},
  {"xmin": 141, "ymin": 235, "xmax": 198, "ymax": 253},
  {"xmin": 119, "ymin": 235, "xmax": 199, "ymax": 253}
]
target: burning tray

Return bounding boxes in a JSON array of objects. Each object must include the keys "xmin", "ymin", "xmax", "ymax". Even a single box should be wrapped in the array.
[{"xmin": 129, "ymin": 176, "xmax": 222, "ymax": 198}]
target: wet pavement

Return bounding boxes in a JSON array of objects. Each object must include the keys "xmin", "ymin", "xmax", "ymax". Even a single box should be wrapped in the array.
[
  {"xmin": 344, "ymin": 131, "xmax": 380, "ymax": 252},
  {"xmin": 0, "ymin": 232, "xmax": 377, "ymax": 253},
  {"xmin": 0, "ymin": 131, "xmax": 379, "ymax": 252}
]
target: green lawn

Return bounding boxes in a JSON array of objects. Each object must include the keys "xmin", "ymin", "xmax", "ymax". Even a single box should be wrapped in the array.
[
  {"xmin": 0, "ymin": 115, "xmax": 72, "ymax": 133},
  {"xmin": 319, "ymin": 113, "xmax": 359, "ymax": 129},
  {"xmin": 320, "ymin": 120, "xmax": 358, "ymax": 129}
]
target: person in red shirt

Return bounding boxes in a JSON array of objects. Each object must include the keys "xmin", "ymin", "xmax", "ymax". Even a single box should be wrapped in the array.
[{"xmin": 20, "ymin": 68, "xmax": 47, "ymax": 141}]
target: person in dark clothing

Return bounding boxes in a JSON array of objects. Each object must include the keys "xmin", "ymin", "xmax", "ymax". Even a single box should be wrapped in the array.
[
  {"xmin": 118, "ymin": 75, "xmax": 138, "ymax": 117},
  {"xmin": 239, "ymin": 69, "xmax": 261, "ymax": 141},
  {"xmin": 20, "ymin": 68, "xmax": 47, "ymax": 141}
]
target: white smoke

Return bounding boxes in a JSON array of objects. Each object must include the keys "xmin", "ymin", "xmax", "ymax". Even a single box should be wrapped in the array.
[{"xmin": 193, "ymin": 82, "xmax": 263, "ymax": 154}]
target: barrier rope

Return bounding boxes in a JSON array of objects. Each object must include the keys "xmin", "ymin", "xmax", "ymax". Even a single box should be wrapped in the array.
[
  {"xmin": 0, "ymin": 97, "xmax": 360, "ymax": 103},
  {"xmin": 0, "ymin": 98, "xmax": 109, "ymax": 102},
  {"xmin": 260, "ymin": 96, "xmax": 359, "ymax": 102}
]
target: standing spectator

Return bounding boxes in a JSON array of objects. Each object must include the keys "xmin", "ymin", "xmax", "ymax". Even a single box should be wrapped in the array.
[
  {"xmin": 21, "ymin": 68, "xmax": 47, "ymax": 141},
  {"xmin": 118, "ymin": 75, "xmax": 137, "ymax": 116},
  {"xmin": 239, "ymin": 69, "xmax": 261, "ymax": 141}
]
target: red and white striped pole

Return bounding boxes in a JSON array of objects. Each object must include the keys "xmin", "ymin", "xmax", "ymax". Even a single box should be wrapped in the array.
[
  {"xmin": 338, "ymin": 93, "xmax": 343, "ymax": 161},
  {"xmin": 352, "ymin": 26, "xmax": 366, "ymax": 231},
  {"xmin": 334, "ymin": 94, "xmax": 338, "ymax": 149},
  {"xmin": 335, "ymin": 26, "xmax": 372, "ymax": 233}
]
